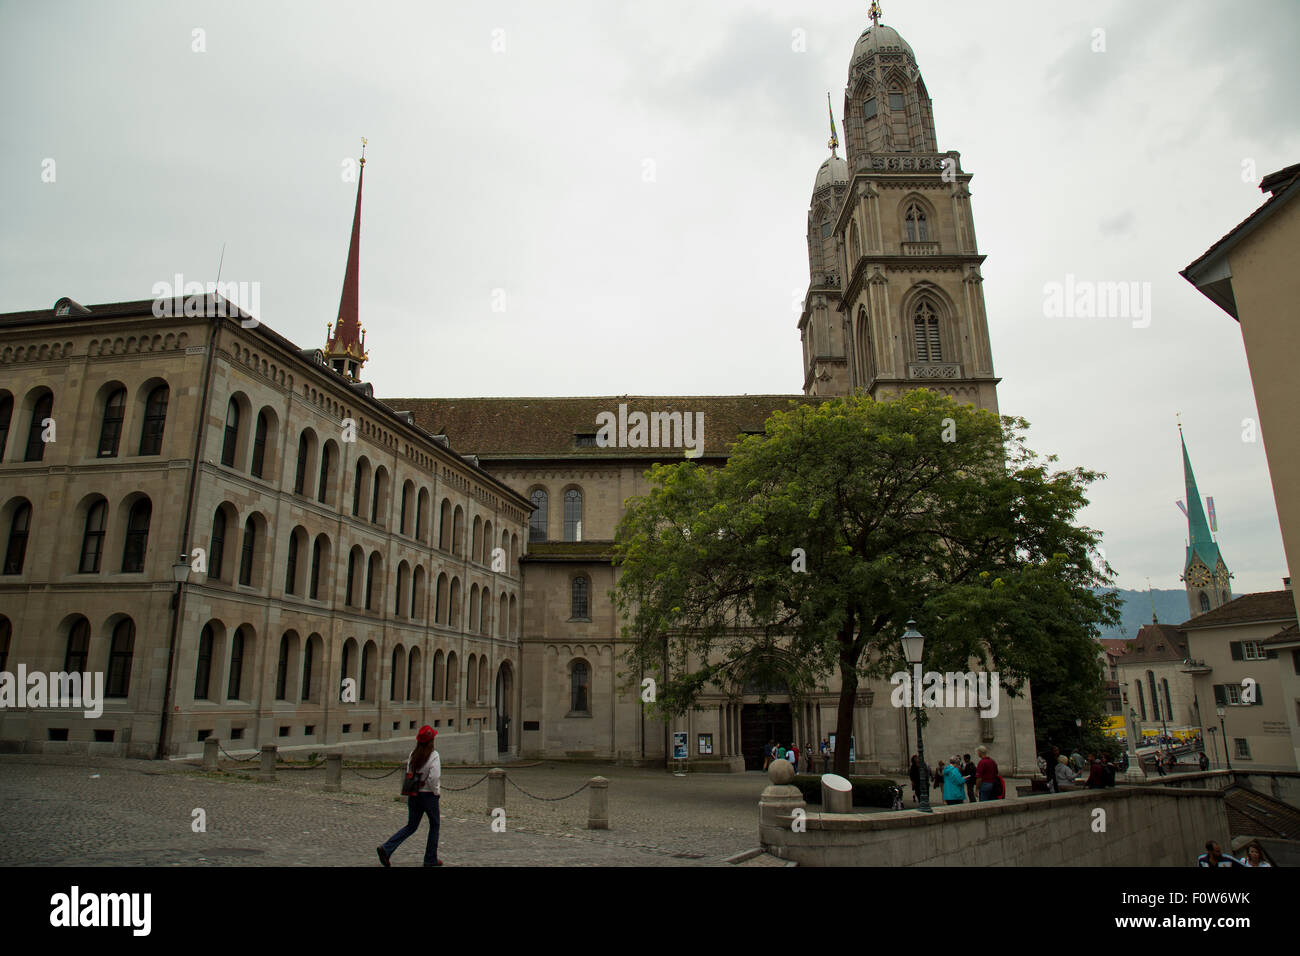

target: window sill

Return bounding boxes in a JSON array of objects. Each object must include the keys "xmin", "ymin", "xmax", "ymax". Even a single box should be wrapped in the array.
[{"xmin": 565, "ymin": 711, "xmax": 593, "ymax": 719}]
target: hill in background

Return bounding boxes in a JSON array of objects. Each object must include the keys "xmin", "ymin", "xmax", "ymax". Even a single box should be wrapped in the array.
[{"xmin": 1096, "ymin": 589, "xmax": 1193, "ymax": 640}]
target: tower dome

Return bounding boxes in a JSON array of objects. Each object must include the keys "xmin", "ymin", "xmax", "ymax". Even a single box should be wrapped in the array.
[
  {"xmin": 814, "ymin": 155, "xmax": 848, "ymax": 193},
  {"xmin": 850, "ymin": 24, "xmax": 915, "ymax": 72}
]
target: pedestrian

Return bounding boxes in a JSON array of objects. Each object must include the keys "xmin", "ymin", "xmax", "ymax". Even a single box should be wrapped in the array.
[
  {"xmin": 788, "ymin": 742, "xmax": 799, "ymax": 772},
  {"xmin": 1070, "ymin": 749, "xmax": 1084, "ymax": 772},
  {"xmin": 1197, "ymin": 841, "xmax": 1243, "ymax": 867},
  {"xmin": 1054, "ymin": 755, "xmax": 1076, "ymax": 791},
  {"xmin": 1085, "ymin": 754, "xmax": 1107, "ymax": 789},
  {"xmin": 776, "ymin": 742, "xmax": 787, "ymax": 763},
  {"xmin": 763, "ymin": 738, "xmax": 774, "ymax": 771},
  {"xmin": 1102, "ymin": 751, "xmax": 1117, "ymax": 787},
  {"xmin": 932, "ymin": 761, "xmax": 944, "ymax": 793},
  {"xmin": 975, "ymin": 745, "xmax": 999, "ymax": 801},
  {"xmin": 1240, "ymin": 842, "xmax": 1272, "ymax": 868},
  {"xmin": 961, "ymin": 753, "xmax": 977, "ymax": 803},
  {"xmin": 1198, "ymin": 751, "xmax": 1210, "ymax": 771},
  {"xmin": 940, "ymin": 758, "xmax": 965, "ymax": 805},
  {"xmin": 377, "ymin": 725, "xmax": 442, "ymax": 867}
]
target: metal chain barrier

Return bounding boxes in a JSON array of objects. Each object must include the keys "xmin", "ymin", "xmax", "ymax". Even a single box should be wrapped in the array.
[
  {"xmin": 440, "ymin": 774, "xmax": 489, "ymax": 792},
  {"xmin": 506, "ymin": 776, "xmax": 591, "ymax": 802},
  {"xmin": 346, "ymin": 765, "xmax": 404, "ymax": 780},
  {"xmin": 219, "ymin": 744, "xmax": 260, "ymax": 762}
]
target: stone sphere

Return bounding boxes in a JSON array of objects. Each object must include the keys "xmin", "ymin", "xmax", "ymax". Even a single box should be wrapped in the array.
[{"xmin": 768, "ymin": 758, "xmax": 796, "ymax": 785}]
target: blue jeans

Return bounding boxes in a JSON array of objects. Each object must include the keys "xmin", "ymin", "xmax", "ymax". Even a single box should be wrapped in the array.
[
  {"xmin": 978, "ymin": 781, "xmax": 996, "ymax": 802},
  {"xmin": 383, "ymin": 792, "xmax": 440, "ymax": 865}
]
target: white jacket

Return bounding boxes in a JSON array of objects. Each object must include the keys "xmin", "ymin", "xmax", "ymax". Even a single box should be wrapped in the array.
[{"xmin": 407, "ymin": 749, "xmax": 441, "ymax": 795}]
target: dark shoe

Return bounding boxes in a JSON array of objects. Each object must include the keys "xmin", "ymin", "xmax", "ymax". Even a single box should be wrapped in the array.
[
  {"xmin": 423, "ymin": 859, "xmax": 444, "ymax": 866},
  {"xmin": 377, "ymin": 846, "xmax": 390, "ymax": 867}
]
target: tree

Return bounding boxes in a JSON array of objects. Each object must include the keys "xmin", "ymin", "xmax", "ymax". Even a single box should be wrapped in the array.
[{"xmin": 612, "ymin": 390, "xmax": 1119, "ymax": 775}]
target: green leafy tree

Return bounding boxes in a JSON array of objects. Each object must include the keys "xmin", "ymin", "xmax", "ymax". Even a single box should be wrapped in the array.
[{"xmin": 612, "ymin": 390, "xmax": 1119, "ymax": 775}]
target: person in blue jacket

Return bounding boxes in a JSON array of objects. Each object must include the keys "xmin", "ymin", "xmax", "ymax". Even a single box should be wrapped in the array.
[{"xmin": 940, "ymin": 757, "xmax": 966, "ymax": 805}]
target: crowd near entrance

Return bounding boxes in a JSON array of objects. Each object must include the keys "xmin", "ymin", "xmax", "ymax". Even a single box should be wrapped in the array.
[{"xmin": 742, "ymin": 702, "xmax": 792, "ymax": 771}]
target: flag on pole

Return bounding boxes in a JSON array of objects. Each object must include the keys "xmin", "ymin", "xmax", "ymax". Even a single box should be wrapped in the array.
[
  {"xmin": 1207, "ymin": 497, "xmax": 1217, "ymax": 533},
  {"xmin": 827, "ymin": 93, "xmax": 839, "ymax": 154},
  {"xmin": 1175, "ymin": 499, "xmax": 1188, "ymax": 517}
]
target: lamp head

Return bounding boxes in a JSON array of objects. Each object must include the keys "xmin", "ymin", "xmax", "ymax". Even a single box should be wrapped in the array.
[{"xmin": 900, "ymin": 619, "xmax": 924, "ymax": 665}]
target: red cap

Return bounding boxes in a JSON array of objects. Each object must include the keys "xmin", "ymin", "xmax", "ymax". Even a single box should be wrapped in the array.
[{"xmin": 417, "ymin": 725, "xmax": 436, "ymax": 743}]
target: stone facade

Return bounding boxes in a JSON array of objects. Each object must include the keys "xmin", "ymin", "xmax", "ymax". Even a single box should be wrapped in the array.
[{"xmin": 0, "ymin": 299, "xmax": 530, "ymax": 760}]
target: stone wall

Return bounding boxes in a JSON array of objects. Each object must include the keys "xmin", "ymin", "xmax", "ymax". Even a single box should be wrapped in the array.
[
  {"xmin": 760, "ymin": 785, "xmax": 1229, "ymax": 866},
  {"xmin": 1157, "ymin": 769, "xmax": 1300, "ymax": 807}
]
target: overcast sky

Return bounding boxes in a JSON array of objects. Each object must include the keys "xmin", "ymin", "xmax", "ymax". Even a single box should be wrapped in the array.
[{"xmin": 3, "ymin": 0, "xmax": 1297, "ymax": 598}]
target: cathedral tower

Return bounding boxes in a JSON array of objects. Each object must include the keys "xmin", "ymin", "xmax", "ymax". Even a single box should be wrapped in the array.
[
  {"xmin": 325, "ymin": 142, "xmax": 369, "ymax": 382},
  {"xmin": 1179, "ymin": 427, "xmax": 1232, "ymax": 617},
  {"xmin": 800, "ymin": 6, "xmax": 999, "ymax": 411}
]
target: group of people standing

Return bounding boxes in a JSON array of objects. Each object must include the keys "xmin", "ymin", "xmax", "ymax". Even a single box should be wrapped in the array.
[
  {"xmin": 908, "ymin": 745, "xmax": 1002, "ymax": 804},
  {"xmin": 762, "ymin": 738, "xmax": 836, "ymax": 774},
  {"xmin": 1038, "ymin": 745, "xmax": 1119, "ymax": 792}
]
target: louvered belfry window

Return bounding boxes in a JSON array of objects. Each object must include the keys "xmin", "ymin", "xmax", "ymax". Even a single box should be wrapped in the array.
[{"xmin": 913, "ymin": 300, "xmax": 941, "ymax": 362}]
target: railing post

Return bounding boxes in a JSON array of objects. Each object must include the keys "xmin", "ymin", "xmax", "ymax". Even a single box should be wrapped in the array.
[
  {"xmin": 202, "ymin": 737, "xmax": 219, "ymax": 771},
  {"xmin": 587, "ymin": 776, "xmax": 609, "ymax": 830},
  {"xmin": 487, "ymin": 767, "xmax": 506, "ymax": 815},
  {"xmin": 258, "ymin": 743, "xmax": 276, "ymax": 782},
  {"xmin": 324, "ymin": 753, "xmax": 342, "ymax": 792}
]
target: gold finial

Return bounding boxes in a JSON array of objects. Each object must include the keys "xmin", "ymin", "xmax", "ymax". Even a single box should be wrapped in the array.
[
  {"xmin": 1176, "ymin": 411, "xmax": 1182, "ymax": 432},
  {"xmin": 360, "ymin": 136, "xmax": 367, "ymax": 166},
  {"xmin": 869, "ymin": 0, "xmax": 882, "ymax": 28},
  {"xmin": 827, "ymin": 92, "xmax": 840, "ymax": 157}
]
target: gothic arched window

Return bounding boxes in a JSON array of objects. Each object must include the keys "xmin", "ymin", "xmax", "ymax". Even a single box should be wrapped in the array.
[
  {"xmin": 139, "ymin": 384, "xmax": 169, "ymax": 455},
  {"xmin": 106, "ymin": 618, "xmax": 135, "ymax": 698},
  {"xmin": 1146, "ymin": 670, "xmax": 1161, "ymax": 722},
  {"xmin": 913, "ymin": 299, "xmax": 942, "ymax": 363},
  {"xmin": 570, "ymin": 659, "xmax": 590, "ymax": 714},
  {"xmin": 529, "ymin": 489, "xmax": 548, "ymax": 542},
  {"xmin": 1136, "ymin": 680, "xmax": 1146, "ymax": 721},
  {"xmin": 98, "ymin": 388, "xmax": 126, "ymax": 457},
  {"xmin": 220, "ymin": 399, "xmax": 240, "ymax": 467},
  {"xmin": 571, "ymin": 576, "xmax": 589, "ymax": 620},
  {"xmin": 904, "ymin": 203, "xmax": 928, "ymax": 242},
  {"xmin": 121, "ymin": 498, "xmax": 151, "ymax": 573},
  {"xmin": 79, "ymin": 500, "xmax": 107, "ymax": 573},
  {"xmin": 1199, "ymin": 591, "xmax": 1210, "ymax": 613},
  {"xmin": 3, "ymin": 502, "xmax": 30, "ymax": 575},
  {"xmin": 563, "ymin": 489, "xmax": 583, "ymax": 541}
]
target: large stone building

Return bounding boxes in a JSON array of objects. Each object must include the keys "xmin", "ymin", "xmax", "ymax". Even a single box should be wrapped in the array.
[{"xmin": 0, "ymin": 11, "xmax": 1037, "ymax": 772}]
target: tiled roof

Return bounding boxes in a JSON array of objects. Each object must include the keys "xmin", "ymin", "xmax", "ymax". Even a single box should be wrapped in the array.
[
  {"xmin": 1119, "ymin": 623, "xmax": 1188, "ymax": 663},
  {"xmin": 1099, "ymin": 638, "xmax": 1130, "ymax": 658},
  {"xmin": 1262, "ymin": 622, "xmax": 1299, "ymax": 646},
  {"xmin": 381, "ymin": 395, "xmax": 821, "ymax": 460},
  {"xmin": 1224, "ymin": 784, "xmax": 1300, "ymax": 841},
  {"xmin": 1179, "ymin": 590, "xmax": 1298, "ymax": 629},
  {"xmin": 1182, "ymin": 170, "xmax": 1300, "ymax": 284}
]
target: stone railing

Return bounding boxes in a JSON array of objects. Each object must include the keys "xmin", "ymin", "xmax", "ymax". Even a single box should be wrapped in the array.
[
  {"xmin": 901, "ymin": 241, "xmax": 940, "ymax": 256},
  {"xmin": 907, "ymin": 363, "xmax": 961, "ymax": 380}
]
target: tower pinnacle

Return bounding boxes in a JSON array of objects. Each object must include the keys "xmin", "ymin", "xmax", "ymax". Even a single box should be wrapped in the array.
[{"xmin": 325, "ymin": 139, "xmax": 369, "ymax": 382}]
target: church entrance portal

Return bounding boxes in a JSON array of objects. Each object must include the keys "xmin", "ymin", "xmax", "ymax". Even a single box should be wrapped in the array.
[{"xmin": 741, "ymin": 702, "xmax": 793, "ymax": 771}]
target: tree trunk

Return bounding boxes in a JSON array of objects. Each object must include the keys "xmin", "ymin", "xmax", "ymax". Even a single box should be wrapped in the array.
[{"xmin": 834, "ymin": 654, "xmax": 857, "ymax": 777}]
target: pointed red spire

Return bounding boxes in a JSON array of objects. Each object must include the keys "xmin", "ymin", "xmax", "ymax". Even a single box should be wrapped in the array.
[{"xmin": 325, "ymin": 141, "xmax": 369, "ymax": 381}]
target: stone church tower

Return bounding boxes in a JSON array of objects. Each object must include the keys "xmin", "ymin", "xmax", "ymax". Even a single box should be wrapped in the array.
[
  {"xmin": 1179, "ymin": 427, "xmax": 1232, "ymax": 617},
  {"xmin": 800, "ymin": 9, "xmax": 999, "ymax": 412}
]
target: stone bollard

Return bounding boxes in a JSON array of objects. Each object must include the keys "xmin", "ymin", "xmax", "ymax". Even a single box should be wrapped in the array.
[
  {"xmin": 324, "ymin": 753, "xmax": 342, "ymax": 792},
  {"xmin": 202, "ymin": 737, "xmax": 219, "ymax": 771},
  {"xmin": 587, "ymin": 776, "xmax": 609, "ymax": 830},
  {"xmin": 258, "ymin": 743, "xmax": 276, "ymax": 782},
  {"xmin": 487, "ymin": 767, "xmax": 506, "ymax": 815},
  {"xmin": 820, "ymin": 773, "xmax": 853, "ymax": 813},
  {"xmin": 759, "ymin": 759, "xmax": 806, "ymax": 856}
]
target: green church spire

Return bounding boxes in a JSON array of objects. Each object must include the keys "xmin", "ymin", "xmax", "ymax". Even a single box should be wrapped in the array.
[{"xmin": 1180, "ymin": 426, "xmax": 1222, "ymax": 573}]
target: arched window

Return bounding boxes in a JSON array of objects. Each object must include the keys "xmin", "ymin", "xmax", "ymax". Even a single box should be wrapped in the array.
[
  {"xmin": 285, "ymin": 532, "xmax": 300, "ymax": 594},
  {"xmin": 467, "ymin": 653, "xmax": 478, "ymax": 703},
  {"xmin": 1146, "ymin": 670, "xmax": 1160, "ymax": 722},
  {"xmin": 25, "ymin": 391, "xmax": 53, "ymax": 461},
  {"xmin": 1136, "ymin": 680, "xmax": 1147, "ymax": 721},
  {"xmin": 433, "ymin": 649, "xmax": 446, "ymax": 701},
  {"xmin": 3, "ymin": 502, "xmax": 31, "ymax": 574},
  {"xmin": 302, "ymin": 636, "xmax": 317, "ymax": 701},
  {"xmin": 121, "ymin": 499, "xmax": 152, "ymax": 573},
  {"xmin": 194, "ymin": 624, "xmax": 215, "ymax": 699},
  {"xmin": 276, "ymin": 634, "xmax": 291, "ymax": 700},
  {"xmin": 371, "ymin": 468, "xmax": 385, "ymax": 523},
  {"xmin": 220, "ymin": 399, "xmax": 241, "ymax": 467},
  {"xmin": 98, "ymin": 388, "xmax": 126, "ymax": 457},
  {"xmin": 227, "ymin": 627, "xmax": 246, "ymax": 699},
  {"xmin": 529, "ymin": 489, "xmax": 548, "ymax": 542},
  {"xmin": 340, "ymin": 640, "xmax": 354, "ymax": 697},
  {"xmin": 848, "ymin": 220, "xmax": 861, "ymax": 264},
  {"xmin": 904, "ymin": 202, "xmax": 928, "ymax": 242},
  {"xmin": 361, "ymin": 642, "xmax": 376, "ymax": 701},
  {"xmin": 570, "ymin": 660, "xmax": 590, "ymax": 714},
  {"xmin": 251, "ymin": 410, "xmax": 269, "ymax": 478},
  {"xmin": 352, "ymin": 460, "xmax": 365, "ymax": 516},
  {"xmin": 209, "ymin": 508, "xmax": 227, "ymax": 581},
  {"xmin": 0, "ymin": 393, "xmax": 12, "ymax": 459},
  {"xmin": 79, "ymin": 500, "xmax": 107, "ymax": 573},
  {"xmin": 309, "ymin": 537, "xmax": 323, "ymax": 600},
  {"xmin": 317, "ymin": 444, "xmax": 333, "ymax": 504},
  {"xmin": 1161, "ymin": 678, "xmax": 1173, "ymax": 722},
  {"xmin": 294, "ymin": 432, "xmax": 310, "ymax": 494},
  {"xmin": 863, "ymin": 96, "xmax": 878, "ymax": 120},
  {"xmin": 345, "ymin": 548, "xmax": 360, "ymax": 606},
  {"xmin": 913, "ymin": 298, "xmax": 941, "ymax": 363},
  {"xmin": 139, "ymin": 384, "xmax": 169, "ymax": 455},
  {"xmin": 365, "ymin": 553, "xmax": 380, "ymax": 610},
  {"xmin": 571, "ymin": 576, "xmax": 589, "ymax": 619},
  {"xmin": 400, "ymin": 482, "xmax": 412, "ymax": 536},
  {"xmin": 106, "ymin": 618, "xmax": 135, "ymax": 698},
  {"xmin": 563, "ymin": 489, "xmax": 583, "ymax": 541},
  {"xmin": 391, "ymin": 647, "xmax": 402, "ymax": 701},
  {"xmin": 395, "ymin": 563, "xmax": 408, "ymax": 616},
  {"xmin": 238, "ymin": 517, "xmax": 256, "ymax": 586},
  {"xmin": 64, "ymin": 617, "xmax": 90, "ymax": 673},
  {"xmin": 1199, "ymin": 591, "xmax": 1210, "ymax": 613}
]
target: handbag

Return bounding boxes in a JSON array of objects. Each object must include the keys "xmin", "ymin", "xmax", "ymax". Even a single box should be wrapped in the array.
[{"xmin": 401, "ymin": 766, "xmax": 425, "ymax": 796}]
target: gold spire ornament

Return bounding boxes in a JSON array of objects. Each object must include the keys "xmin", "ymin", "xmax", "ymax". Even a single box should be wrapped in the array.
[
  {"xmin": 827, "ymin": 92, "xmax": 840, "ymax": 156},
  {"xmin": 360, "ymin": 136, "xmax": 367, "ymax": 167},
  {"xmin": 869, "ymin": 0, "xmax": 882, "ymax": 28}
]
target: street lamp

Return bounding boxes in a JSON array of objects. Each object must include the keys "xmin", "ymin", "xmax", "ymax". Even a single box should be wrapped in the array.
[
  {"xmin": 1119, "ymin": 682, "xmax": 1138, "ymax": 777},
  {"xmin": 156, "ymin": 554, "xmax": 192, "ymax": 760},
  {"xmin": 900, "ymin": 620, "xmax": 931, "ymax": 813},
  {"xmin": 1216, "ymin": 704, "xmax": 1232, "ymax": 773},
  {"xmin": 1207, "ymin": 726, "xmax": 1220, "ymax": 769}
]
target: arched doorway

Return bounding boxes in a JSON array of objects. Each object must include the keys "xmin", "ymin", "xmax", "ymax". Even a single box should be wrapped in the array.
[
  {"xmin": 495, "ymin": 661, "xmax": 514, "ymax": 754},
  {"xmin": 736, "ymin": 657, "xmax": 797, "ymax": 771}
]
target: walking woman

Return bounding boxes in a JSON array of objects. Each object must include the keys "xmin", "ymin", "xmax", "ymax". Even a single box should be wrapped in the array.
[
  {"xmin": 908, "ymin": 754, "xmax": 921, "ymax": 804},
  {"xmin": 377, "ymin": 725, "xmax": 442, "ymax": 867}
]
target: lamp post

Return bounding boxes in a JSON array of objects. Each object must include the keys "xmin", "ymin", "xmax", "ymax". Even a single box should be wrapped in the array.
[
  {"xmin": 156, "ymin": 554, "xmax": 192, "ymax": 760},
  {"xmin": 1216, "ymin": 704, "xmax": 1232, "ymax": 773},
  {"xmin": 1207, "ymin": 726, "xmax": 1220, "ymax": 769},
  {"xmin": 1120, "ymin": 682, "xmax": 1139, "ymax": 778},
  {"xmin": 900, "ymin": 620, "xmax": 931, "ymax": 813}
]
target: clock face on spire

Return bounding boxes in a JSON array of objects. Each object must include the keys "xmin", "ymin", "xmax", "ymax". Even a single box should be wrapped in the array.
[{"xmin": 1186, "ymin": 563, "xmax": 1211, "ymax": 587}]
